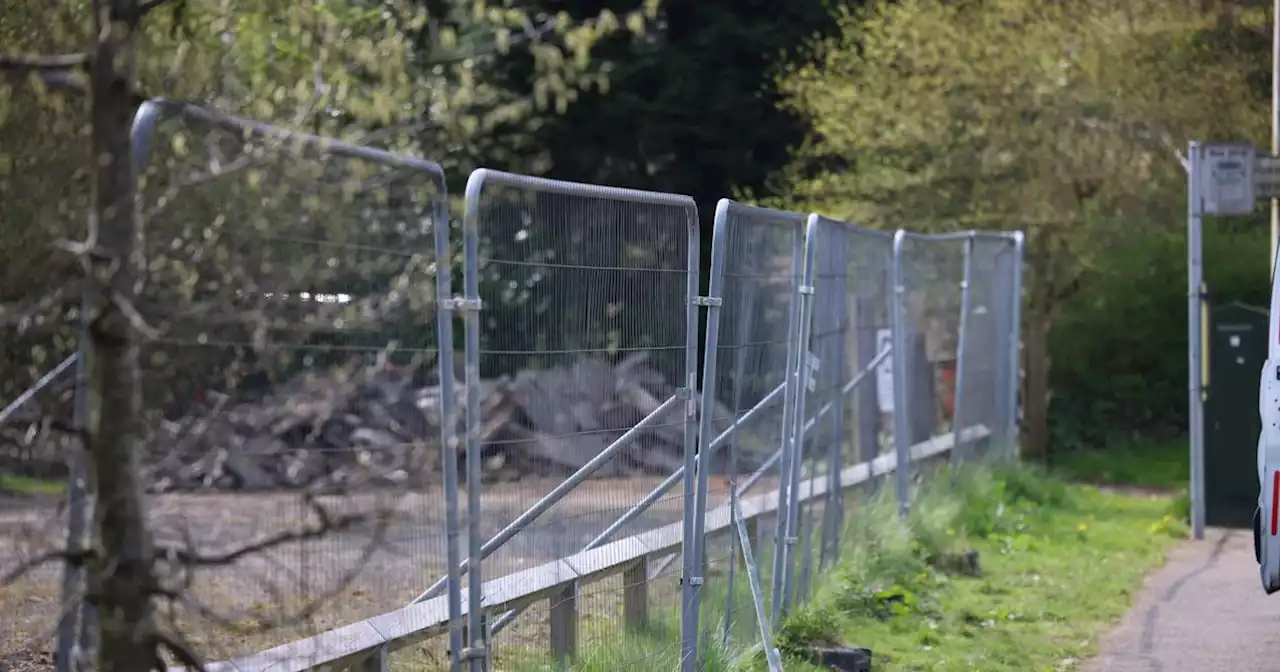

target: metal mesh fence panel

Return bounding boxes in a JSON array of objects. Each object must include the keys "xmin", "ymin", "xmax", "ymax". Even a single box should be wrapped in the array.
[
  {"xmin": 953, "ymin": 236, "xmax": 1022, "ymax": 461},
  {"xmin": 792, "ymin": 215, "xmax": 896, "ymax": 601},
  {"xmin": 695, "ymin": 200, "xmax": 806, "ymax": 663},
  {"xmin": 126, "ymin": 104, "xmax": 453, "ymax": 663},
  {"xmin": 889, "ymin": 232, "xmax": 1023, "ymax": 511},
  {"xmin": 3, "ymin": 85, "xmax": 1027, "ymax": 669},
  {"xmin": 457, "ymin": 169, "xmax": 699, "ymax": 667},
  {"xmin": 890, "ymin": 233, "xmax": 966, "ymax": 506}
]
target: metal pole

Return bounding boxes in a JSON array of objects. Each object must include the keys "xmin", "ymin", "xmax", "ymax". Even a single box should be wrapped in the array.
[
  {"xmin": 890, "ymin": 231, "xmax": 913, "ymax": 518},
  {"xmin": 951, "ymin": 235, "xmax": 975, "ymax": 462},
  {"xmin": 678, "ymin": 204, "xmax": 703, "ymax": 672},
  {"xmin": 780, "ymin": 232, "xmax": 818, "ymax": 616},
  {"xmin": 433, "ymin": 191, "xmax": 465, "ymax": 668},
  {"xmin": 53, "ymin": 346, "xmax": 89, "ymax": 672},
  {"xmin": 1007, "ymin": 233, "xmax": 1025, "ymax": 459},
  {"xmin": 1188, "ymin": 142, "xmax": 1206, "ymax": 541},
  {"xmin": 730, "ymin": 490, "xmax": 784, "ymax": 672},
  {"xmin": 461, "ymin": 173, "xmax": 486, "ymax": 672},
  {"xmin": 684, "ymin": 202, "xmax": 724, "ymax": 672},
  {"xmin": 0, "ymin": 355, "xmax": 78, "ymax": 426},
  {"xmin": 768, "ymin": 224, "xmax": 806, "ymax": 627}
]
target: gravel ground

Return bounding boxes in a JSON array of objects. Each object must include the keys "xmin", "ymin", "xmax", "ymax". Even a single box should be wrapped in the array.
[
  {"xmin": 0, "ymin": 475, "xmax": 753, "ymax": 669},
  {"xmin": 1087, "ymin": 527, "xmax": 1280, "ymax": 672}
]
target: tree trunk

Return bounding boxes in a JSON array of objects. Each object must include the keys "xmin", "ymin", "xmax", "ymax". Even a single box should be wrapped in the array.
[
  {"xmin": 1022, "ymin": 308, "xmax": 1052, "ymax": 462},
  {"xmin": 86, "ymin": 5, "xmax": 159, "ymax": 671}
]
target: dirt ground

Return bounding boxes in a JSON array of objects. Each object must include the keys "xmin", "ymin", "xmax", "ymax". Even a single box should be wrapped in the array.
[{"xmin": 0, "ymin": 475, "xmax": 755, "ymax": 669}]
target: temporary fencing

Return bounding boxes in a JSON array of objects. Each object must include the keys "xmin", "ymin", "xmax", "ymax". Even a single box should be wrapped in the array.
[{"xmin": 0, "ymin": 100, "xmax": 1024, "ymax": 672}]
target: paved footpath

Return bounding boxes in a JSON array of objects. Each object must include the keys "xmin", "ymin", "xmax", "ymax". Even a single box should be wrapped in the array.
[{"xmin": 1087, "ymin": 527, "xmax": 1280, "ymax": 672}]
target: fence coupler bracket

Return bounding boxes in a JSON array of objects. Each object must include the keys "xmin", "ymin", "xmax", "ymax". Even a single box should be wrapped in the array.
[
  {"xmin": 441, "ymin": 297, "xmax": 483, "ymax": 311},
  {"xmin": 693, "ymin": 296, "xmax": 723, "ymax": 307},
  {"xmin": 460, "ymin": 647, "xmax": 488, "ymax": 661}
]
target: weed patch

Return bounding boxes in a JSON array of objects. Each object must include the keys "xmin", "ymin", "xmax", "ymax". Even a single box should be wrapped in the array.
[{"xmin": 775, "ymin": 461, "xmax": 1182, "ymax": 671}]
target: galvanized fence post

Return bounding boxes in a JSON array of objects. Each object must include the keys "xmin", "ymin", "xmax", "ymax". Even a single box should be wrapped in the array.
[
  {"xmin": 950, "ymin": 234, "xmax": 976, "ymax": 464},
  {"xmin": 461, "ymin": 171, "xmax": 487, "ymax": 672},
  {"xmin": 1008, "ymin": 232, "xmax": 1026, "ymax": 458},
  {"xmin": 53, "ymin": 346, "xmax": 89, "ymax": 672},
  {"xmin": 434, "ymin": 176, "xmax": 465, "ymax": 668},
  {"xmin": 679, "ymin": 201, "xmax": 704, "ymax": 672},
  {"xmin": 889, "ymin": 230, "xmax": 912, "ymax": 519},
  {"xmin": 685, "ymin": 200, "xmax": 725, "ymax": 672},
  {"xmin": 780, "ymin": 226, "xmax": 819, "ymax": 616},
  {"xmin": 769, "ymin": 221, "xmax": 807, "ymax": 628}
]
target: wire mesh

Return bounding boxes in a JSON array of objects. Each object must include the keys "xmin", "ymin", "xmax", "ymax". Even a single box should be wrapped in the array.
[
  {"xmin": 793, "ymin": 216, "xmax": 896, "ymax": 600},
  {"xmin": 696, "ymin": 200, "xmax": 806, "ymax": 660},
  {"xmin": 892, "ymin": 234, "xmax": 968, "ymax": 496},
  {"xmin": 129, "ymin": 105, "xmax": 451, "ymax": 663},
  {"xmin": 3, "ymin": 87, "xmax": 1028, "ymax": 669},
  {"xmin": 954, "ymin": 236, "xmax": 1021, "ymax": 461},
  {"xmin": 458, "ymin": 169, "xmax": 699, "ymax": 666}
]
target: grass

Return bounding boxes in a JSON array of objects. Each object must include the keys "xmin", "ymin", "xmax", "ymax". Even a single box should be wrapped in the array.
[
  {"xmin": 773, "ymin": 462, "xmax": 1184, "ymax": 671},
  {"xmin": 505, "ymin": 460, "xmax": 1184, "ymax": 671},
  {"xmin": 1050, "ymin": 437, "xmax": 1188, "ymax": 491},
  {"xmin": 0, "ymin": 472, "xmax": 65, "ymax": 496}
]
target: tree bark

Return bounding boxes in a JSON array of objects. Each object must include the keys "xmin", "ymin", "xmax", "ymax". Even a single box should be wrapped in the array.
[
  {"xmin": 85, "ymin": 4, "xmax": 159, "ymax": 670},
  {"xmin": 1022, "ymin": 308, "xmax": 1052, "ymax": 462}
]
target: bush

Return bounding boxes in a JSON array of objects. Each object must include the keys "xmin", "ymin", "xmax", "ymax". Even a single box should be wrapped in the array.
[{"xmin": 1050, "ymin": 222, "xmax": 1270, "ymax": 450}]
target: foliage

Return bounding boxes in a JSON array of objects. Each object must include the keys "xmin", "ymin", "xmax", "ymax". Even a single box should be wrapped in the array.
[
  {"xmin": 1052, "ymin": 437, "xmax": 1189, "ymax": 490},
  {"xmin": 776, "ymin": 463, "xmax": 1183, "ymax": 671},
  {"xmin": 0, "ymin": 0, "xmax": 663, "ymax": 420},
  {"xmin": 493, "ymin": 0, "xmax": 845, "ymax": 214},
  {"xmin": 1051, "ymin": 222, "xmax": 1270, "ymax": 446},
  {"xmin": 770, "ymin": 0, "xmax": 1268, "ymax": 456}
]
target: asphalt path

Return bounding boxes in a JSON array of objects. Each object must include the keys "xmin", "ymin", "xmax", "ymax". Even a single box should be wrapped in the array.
[{"xmin": 1087, "ymin": 527, "xmax": 1280, "ymax": 672}]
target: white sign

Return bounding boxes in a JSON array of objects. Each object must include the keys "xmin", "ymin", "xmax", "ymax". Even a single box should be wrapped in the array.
[
  {"xmin": 875, "ymin": 329, "xmax": 894, "ymax": 413},
  {"xmin": 1201, "ymin": 143, "xmax": 1256, "ymax": 215}
]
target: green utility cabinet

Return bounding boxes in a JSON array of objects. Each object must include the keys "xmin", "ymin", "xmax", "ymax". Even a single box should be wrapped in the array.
[{"xmin": 1205, "ymin": 302, "xmax": 1268, "ymax": 529}]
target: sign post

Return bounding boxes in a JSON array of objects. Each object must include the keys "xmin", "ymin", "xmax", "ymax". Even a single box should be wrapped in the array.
[{"xmin": 1189, "ymin": 142, "xmax": 1280, "ymax": 542}]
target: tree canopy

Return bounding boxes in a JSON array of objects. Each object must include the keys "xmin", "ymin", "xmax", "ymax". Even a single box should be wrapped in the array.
[{"xmin": 772, "ymin": 0, "xmax": 1269, "ymax": 456}]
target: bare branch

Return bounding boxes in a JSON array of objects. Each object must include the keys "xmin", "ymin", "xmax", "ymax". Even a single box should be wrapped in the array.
[
  {"xmin": 156, "ymin": 494, "xmax": 378, "ymax": 569},
  {"xmin": 2, "ymin": 548, "xmax": 96, "ymax": 586},
  {"xmin": 0, "ymin": 285, "xmax": 73, "ymax": 331},
  {"xmin": 110, "ymin": 289, "xmax": 163, "ymax": 341},
  {"xmin": 151, "ymin": 627, "xmax": 206, "ymax": 672},
  {"xmin": 0, "ymin": 53, "xmax": 89, "ymax": 71}
]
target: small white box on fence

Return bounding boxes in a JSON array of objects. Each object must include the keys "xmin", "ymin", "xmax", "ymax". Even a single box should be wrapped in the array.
[
  {"xmin": 1200, "ymin": 143, "xmax": 1256, "ymax": 215},
  {"xmin": 804, "ymin": 352, "xmax": 820, "ymax": 392},
  {"xmin": 876, "ymin": 329, "xmax": 893, "ymax": 413}
]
